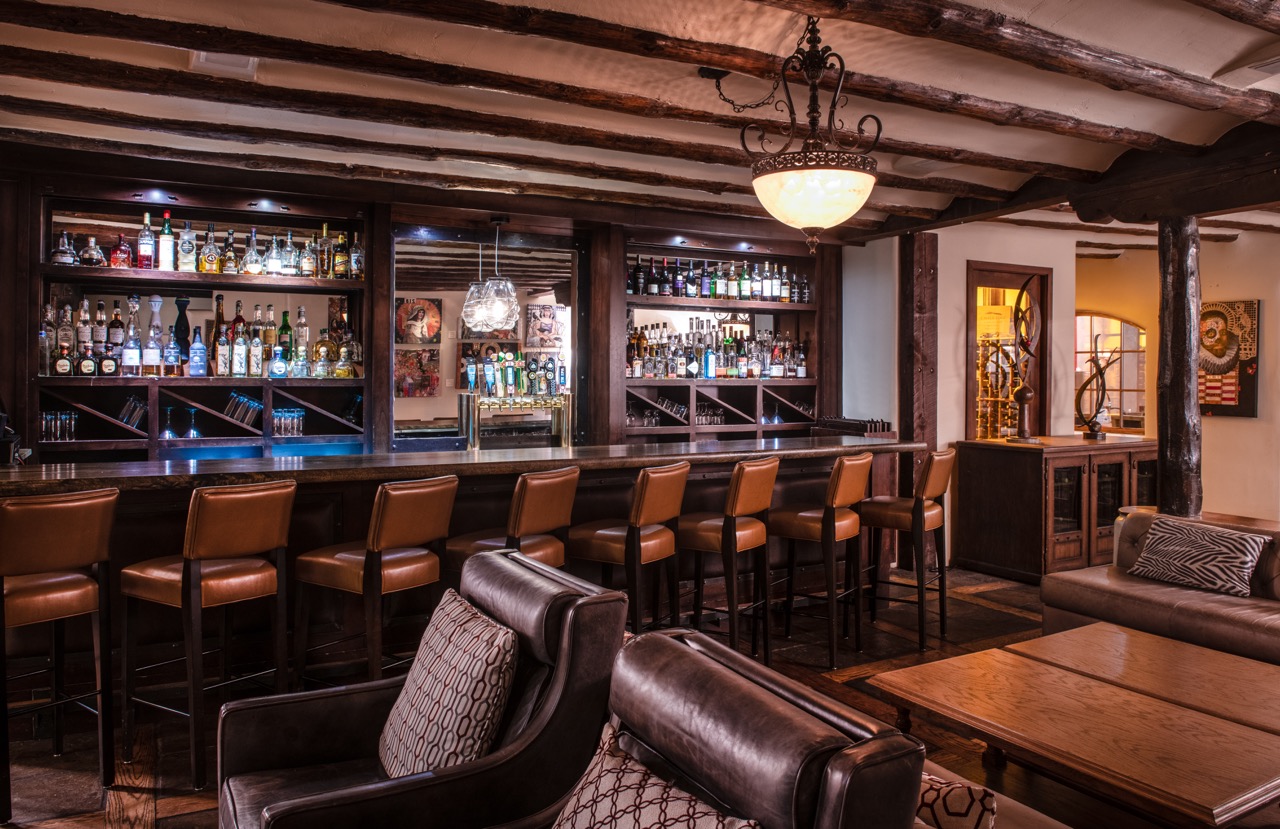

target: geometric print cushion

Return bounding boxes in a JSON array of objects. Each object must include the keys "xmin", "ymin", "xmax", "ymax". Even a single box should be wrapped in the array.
[
  {"xmin": 917, "ymin": 772, "xmax": 997, "ymax": 829},
  {"xmin": 1130, "ymin": 517, "xmax": 1268, "ymax": 598},
  {"xmin": 378, "ymin": 588, "xmax": 517, "ymax": 778},
  {"xmin": 553, "ymin": 722, "xmax": 761, "ymax": 829}
]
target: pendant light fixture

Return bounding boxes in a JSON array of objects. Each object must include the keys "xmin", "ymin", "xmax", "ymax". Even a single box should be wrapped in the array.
[
  {"xmin": 461, "ymin": 216, "xmax": 520, "ymax": 333},
  {"xmin": 708, "ymin": 17, "xmax": 882, "ymax": 253}
]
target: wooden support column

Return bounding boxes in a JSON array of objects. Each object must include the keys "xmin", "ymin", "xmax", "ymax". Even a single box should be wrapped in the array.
[
  {"xmin": 898, "ymin": 232, "xmax": 939, "ymax": 569},
  {"xmin": 587, "ymin": 224, "xmax": 626, "ymax": 445},
  {"xmin": 368, "ymin": 201, "xmax": 392, "ymax": 453},
  {"xmin": 815, "ymin": 243, "xmax": 842, "ymax": 419},
  {"xmin": 1156, "ymin": 216, "xmax": 1203, "ymax": 517}
]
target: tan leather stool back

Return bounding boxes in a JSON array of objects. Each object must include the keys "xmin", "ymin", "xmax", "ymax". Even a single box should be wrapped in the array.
[
  {"xmin": 824, "ymin": 453, "xmax": 874, "ymax": 509},
  {"xmin": 0, "ymin": 488, "xmax": 118, "ymax": 576},
  {"xmin": 368, "ymin": 475, "xmax": 459, "ymax": 552},
  {"xmin": 508, "ymin": 466, "xmax": 581, "ymax": 538},
  {"xmin": 914, "ymin": 449, "xmax": 956, "ymax": 502},
  {"xmin": 629, "ymin": 462, "xmax": 691, "ymax": 527},
  {"xmin": 725, "ymin": 457, "xmax": 780, "ymax": 517},
  {"xmin": 183, "ymin": 480, "xmax": 296, "ymax": 560}
]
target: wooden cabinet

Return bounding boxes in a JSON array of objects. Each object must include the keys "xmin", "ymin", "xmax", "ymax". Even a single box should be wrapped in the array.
[{"xmin": 953, "ymin": 435, "xmax": 1158, "ymax": 583}]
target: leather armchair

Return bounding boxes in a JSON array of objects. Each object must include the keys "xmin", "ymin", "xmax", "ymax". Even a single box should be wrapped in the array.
[{"xmin": 217, "ymin": 551, "xmax": 627, "ymax": 829}]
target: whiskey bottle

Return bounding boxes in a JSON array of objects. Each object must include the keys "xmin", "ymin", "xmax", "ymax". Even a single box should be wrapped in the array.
[
  {"xmin": 780, "ymin": 266, "xmax": 791, "ymax": 303},
  {"xmin": 726, "ymin": 263, "xmax": 740, "ymax": 300},
  {"xmin": 315, "ymin": 223, "xmax": 334, "ymax": 278},
  {"xmin": 298, "ymin": 236, "xmax": 317, "ymax": 277},
  {"xmin": 219, "ymin": 229, "xmax": 240, "ymax": 274},
  {"xmin": 55, "ymin": 304, "xmax": 75, "ymax": 355},
  {"xmin": 241, "ymin": 228, "xmax": 263, "ymax": 275},
  {"xmin": 333, "ymin": 233, "xmax": 350, "ymax": 278},
  {"xmin": 770, "ymin": 263, "xmax": 782, "ymax": 300},
  {"xmin": 163, "ymin": 325, "xmax": 182, "ymax": 377},
  {"xmin": 177, "ymin": 221, "xmax": 198, "ymax": 272},
  {"xmin": 215, "ymin": 325, "xmax": 230, "ymax": 377},
  {"xmin": 92, "ymin": 300, "xmax": 107, "ymax": 356},
  {"xmin": 141, "ymin": 295, "xmax": 164, "ymax": 377},
  {"xmin": 136, "ymin": 212, "xmax": 156, "ymax": 269},
  {"xmin": 120, "ymin": 296, "xmax": 142, "ymax": 377},
  {"xmin": 109, "ymin": 234, "xmax": 133, "ymax": 268},
  {"xmin": 79, "ymin": 236, "xmax": 106, "ymax": 267},
  {"xmin": 263, "ymin": 304, "xmax": 278, "ymax": 350},
  {"xmin": 157, "ymin": 210, "xmax": 175, "ymax": 271},
  {"xmin": 198, "ymin": 223, "xmax": 221, "ymax": 273},
  {"xmin": 280, "ymin": 231, "xmax": 299, "ymax": 276},
  {"xmin": 348, "ymin": 232, "xmax": 365, "ymax": 280},
  {"xmin": 108, "ymin": 300, "xmax": 125, "ymax": 350},
  {"xmin": 187, "ymin": 327, "xmax": 208, "ymax": 378},
  {"xmin": 51, "ymin": 231, "xmax": 77, "ymax": 265}
]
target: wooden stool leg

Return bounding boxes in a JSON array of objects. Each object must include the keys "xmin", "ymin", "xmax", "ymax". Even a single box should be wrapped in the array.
[
  {"xmin": 292, "ymin": 583, "xmax": 309, "ymax": 687},
  {"xmin": 912, "ymin": 520, "xmax": 927, "ymax": 651},
  {"xmin": 51, "ymin": 618, "xmax": 65, "ymax": 756},
  {"xmin": 936, "ymin": 525, "xmax": 948, "ymax": 638},
  {"xmin": 851, "ymin": 535, "xmax": 863, "ymax": 652},
  {"xmin": 869, "ymin": 527, "xmax": 882, "ymax": 623},
  {"xmin": 755, "ymin": 546, "xmax": 771, "ymax": 667},
  {"xmin": 217, "ymin": 607, "xmax": 230, "ymax": 685},
  {"xmin": 649, "ymin": 565, "xmax": 661, "ymax": 630},
  {"xmin": 822, "ymin": 532, "xmax": 837, "ymax": 670},
  {"xmin": 722, "ymin": 548, "xmax": 740, "ymax": 653},
  {"xmin": 183, "ymin": 598, "xmax": 206, "ymax": 790},
  {"xmin": 121, "ymin": 595, "xmax": 136, "ymax": 764},
  {"xmin": 275, "ymin": 550, "xmax": 289, "ymax": 694},
  {"xmin": 691, "ymin": 552, "xmax": 704, "ymax": 632},
  {"xmin": 94, "ymin": 565, "xmax": 114, "ymax": 788},
  {"xmin": 625, "ymin": 544, "xmax": 643, "ymax": 636},
  {"xmin": 666, "ymin": 557, "xmax": 680, "ymax": 628},
  {"xmin": 364, "ymin": 589, "xmax": 383, "ymax": 681},
  {"xmin": 784, "ymin": 540, "xmax": 797, "ymax": 638},
  {"xmin": 0, "ymin": 593, "xmax": 11, "ymax": 824}
]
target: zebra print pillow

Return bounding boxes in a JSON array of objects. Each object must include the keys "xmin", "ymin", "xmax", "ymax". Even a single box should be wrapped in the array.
[{"xmin": 1129, "ymin": 517, "xmax": 1268, "ymax": 597}]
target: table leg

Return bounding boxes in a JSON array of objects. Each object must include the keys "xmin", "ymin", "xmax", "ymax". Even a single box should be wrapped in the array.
[
  {"xmin": 981, "ymin": 745, "xmax": 1006, "ymax": 768},
  {"xmin": 895, "ymin": 707, "xmax": 912, "ymax": 734}
]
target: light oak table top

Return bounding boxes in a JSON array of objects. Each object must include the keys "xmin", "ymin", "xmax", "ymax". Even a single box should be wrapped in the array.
[{"xmin": 868, "ymin": 623, "xmax": 1280, "ymax": 828}]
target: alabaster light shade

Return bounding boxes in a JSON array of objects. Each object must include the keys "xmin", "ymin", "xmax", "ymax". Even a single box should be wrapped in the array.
[{"xmin": 751, "ymin": 159, "xmax": 876, "ymax": 234}]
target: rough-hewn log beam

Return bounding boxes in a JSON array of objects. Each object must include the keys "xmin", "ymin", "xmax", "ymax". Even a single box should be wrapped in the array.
[
  {"xmin": 318, "ymin": 0, "xmax": 1197, "ymax": 154},
  {"xmin": 986, "ymin": 216, "xmax": 1239, "ymax": 241},
  {"xmin": 1076, "ymin": 252, "xmax": 1121, "ymax": 259},
  {"xmin": 1180, "ymin": 0, "xmax": 1280, "ymax": 36},
  {"xmin": 0, "ymin": 47, "xmax": 1007, "ymax": 202},
  {"xmin": 1076, "ymin": 241, "xmax": 1158, "ymax": 250},
  {"xmin": 1156, "ymin": 216, "xmax": 1203, "ymax": 518},
  {"xmin": 756, "ymin": 0, "xmax": 1280, "ymax": 123},
  {"xmin": 0, "ymin": 0, "xmax": 1095, "ymax": 182}
]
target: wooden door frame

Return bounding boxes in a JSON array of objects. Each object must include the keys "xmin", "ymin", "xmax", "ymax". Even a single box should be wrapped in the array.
[{"xmin": 965, "ymin": 261, "xmax": 1053, "ymax": 440}]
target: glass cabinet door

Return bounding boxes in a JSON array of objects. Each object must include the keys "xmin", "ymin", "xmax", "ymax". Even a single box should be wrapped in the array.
[
  {"xmin": 1091, "ymin": 457, "xmax": 1128, "ymax": 566},
  {"xmin": 1046, "ymin": 456, "xmax": 1088, "ymax": 573},
  {"xmin": 1132, "ymin": 452, "xmax": 1158, "ymax": 507}
]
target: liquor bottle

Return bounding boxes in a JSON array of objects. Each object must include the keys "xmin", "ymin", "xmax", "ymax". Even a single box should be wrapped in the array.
[
  {"xmin": 92, "ymin": 300, "xmax": 107, "ymax": 356},
  {"xmin": 108, "ymin": 300, "xmax": 125, "ymax": 350},
  {"xmin": 263, "ymin": 234, "xmax": 284, "ymax": 276},
  {"xmin": 739, "ymin": 262, "xmax": 752, "ymax": 301},
  {"xmin": 157, "ymin": 210, "xmax": 175, "ymax": 270},
  {"xmin": 315, "ymin": 223, "xmax": 334, "ymax": 278},
  {"xmin": 121, "ymin": 296, "xmax": 142, "ymax": 377},
  {"xmin": 173, "ymin": 295, "xmax": 191, "ymax": 362},
  {"xmin": 241, "ymin": 228, "xmax": 263, "ymax": 275},
  {"xmin": 795, "ymin": 340, "xmax": 808, "ymax": 378},
  {"xmin": 99, "ymin": 344, "xmax": 120, "ymax": 377},
  {"xmin": 760, "ymin": 262, "xmax": 772, "ymax": 300},
  {"xmin": 177, "ymin": 221, "xmax": 198, "ymax": 272},
  {"xmin": 37, "ymin": 319, "xmax": 51, "ymax": 377},
  {"xmin": 292, "ymin": 305, "xmax": 310, "ymax": 377},
  {"xmin": 51, "ymin": 231, "xmax": 77, "ymax": 265},
  {"xmin": 187, "ymin": 327, "xmax": 208, "ymax": 377},
  {"xmin": 314, "ymin": 328, "xmax": 338, "ymax": 364},
  {"xmin": 142, "ymin": 295, "xmax": 164, "ymax": 377},
  {"xmin": 698, "ymin": 261, "xmax": 711, "ymax": 299},
  {"xmin": 55, "ymin": 304, "xmax": 75, "ymax": 355},
  {"xmin": 137, "ymin": 212, "xmax": 156, "ymax": 269},
  {"xmin": 633, "ymin": 254, "xmax": 646, "ymax": 296},
  {"xmin": 646, "ymin": 258, "xmax": 659, "ymax": 296},
  {"xmin": 333, "ymin": 232, "xmax": 350, "ymax": 278},
  {"xmin": 264, "ymin": 304, "xmax": 278, "ymax": 350},
  {"xmin": 213, "ymin": 294, "xmax": 227, "ymax": 346},
  {"xmin": 219, "ymin": 228, "xmax": 240, "ymax": 274},
  {"xmin": 780, "ymin": 266, "xmax": 791, "ymax": 303},
  {"xmin": 109, "ymin": 234, "xmax": 133, "ymax": 268},
  {"xmin": 799, "ymin": 273, "xmax": 811, "ymax": 304},
  {"xmin": 75, "ymin": 299, "xmax": 92, "ymax": 355},
  {"xmin": 298, "ymin": 235, "xmax": 317, "ymax": 277},
  {"xmin": 770, "ymin": 263, "xmax": 782, "ymax": 300},
  {"xmin": 231, "ymin": 324, "xmax": 248, "ymax": 378},
  {"xmin": 163, "ymin": 325, "xmax": 182, "ymax": 377},
  {"xmin": 249, "ymin": 323, "xmax": 264, "ymax": 378},
  {"xmin": 751, "ymin": 264, "xmax": 763, "ymax": 300},
  {"xmin": 348, "ymin": 232, "xmax": 365, "ymax": 280},
  {"xmin": 215, "ymin": 325, "xmax": 230, "ymax": 377},
  {"xmin": 313, "ymin": 345, "xmax": 332, "ymax": 379},
  {"xmin": 715, "ymin": 262, "xmax": 729, "ymax": 300},
  {"xmin": 277, "ymin": 309, "xmax": 293, "ymax": 363},
  {"xmin": 280, "ymin": 230, "xmax": 298, "ymax": 276},
  {"xmin": 79, "ymin": 236, "xmax": 106, "ymax": 267},
  {"xmin": 267, "ymin": 345, "xmax": 288, "ymax": 379},
  {"xmin": 725, "ymin": 262, "xmax": 740, "ymax": 300},
  {"xmin": 685, "ymin": 260, "xmax": 698, "ymax": 298},
  {"xmin": 198, "ymin": 223, "xmax": 221, "ymax": 273},
  {"xmin": 231, "ymin": 300, "xmax": 247, "ymax": 340},
  {"xmin": 334, "ymin": 347, "xmax": 355, "ymax": 379},
  {"xmin": 669, "ymin": 258, "xmax": 681, "ymax": 297},
  {"xmin": 52, "ymin": 345, "xmax": 74, "ymax": 377}
]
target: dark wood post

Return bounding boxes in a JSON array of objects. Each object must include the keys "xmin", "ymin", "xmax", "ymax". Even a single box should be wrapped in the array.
[
  {"xmin": 1156, "ymin": 216, "xmax": 1203, "ymax": 517},
  {"xmin": 588, "ymin": 224, "xmax": 626, "ymax": 445},
  {"xmin": 898, "ymin": 232, "xmax": 939, "ymax": 568},
  {"xmin": 815, "ymin": 243, "xmax": 843, "ymax": 419}
]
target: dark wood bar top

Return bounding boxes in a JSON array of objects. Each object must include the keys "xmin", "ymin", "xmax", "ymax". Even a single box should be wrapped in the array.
[
  {"xmin": 0, "ymin": 436, "xmax": 924, "ymax": 496},
  {"xmin": 956, "ymin": 434, "xmax": 1155, "ymax": 453}
]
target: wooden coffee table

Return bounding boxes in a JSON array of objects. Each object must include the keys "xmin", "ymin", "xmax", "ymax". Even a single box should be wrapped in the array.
[{"xmin": 867, "ymin": 623, "xmax": 1280, "ymax": 828}]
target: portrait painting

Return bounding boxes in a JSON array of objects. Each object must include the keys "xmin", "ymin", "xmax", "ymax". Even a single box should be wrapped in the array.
[
  {"xmin": 1198, "ymin": 299, "xmax": 1259, "ymax": 418},
  {"xmin": 395, "ymin": 298, "xmax": 442, "ymax": 344},
  {"xmin": 525, "ymin": 303, "xmax": 568, "ymax": 350},
  {"xmin": 394, "ymin": 348, "xmax": 441, "ymax": 398}
]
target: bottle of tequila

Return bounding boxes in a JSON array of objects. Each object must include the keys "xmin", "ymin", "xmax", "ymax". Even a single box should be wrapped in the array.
[
  {"xmin": 280, "ymin": 231, "xmax": 298, "ymax": 276},
  {"xmin": 313, "ymin": 346, "xmax": 332, "ymax": 379},
  {"xmin": 92, "ymin": 300, "xmax": 107, "ymax": 356},
  {"xmin": 121, "ymin": 296, "xmax": 142, "ymax": 377},
  {"xmin": 215, "ymin": 325, "xmax": 230, "ymax": 377},
  {"xmin": 188, "ymin": 327, "xmax": 208, "ymax": 377},
  {"xmin": 231, "ymin": 325, "xmax": 248, "ymax": 378},
  {"xmin": 249, "ymin": 324, "xmax": 264, "ymax": 378},
  {"xmin": 333, "ymin": 233, "xmax": 350, "ymax": 278},
  {"xmin": 177, "ymin": 221, "xmax": 198, "ymax": 272},
  {"xmin": 267, "ymin": 345, "xmax": 288, "ymax": 379},
  {"xmin": 75, "ymin": 299, "xmax": 92, "ymax": 355},
  {"xmin": 291, "ymin": 305, "xmax": 310, "ymax": 377},
  {"xmin": 108, "ymin": 300, "xmax": 125, "ymax": 351},
  {"xmin": 334, "ymin": 347, "xmax": 355, "ymax": 379},
  {"xmin": 163, "ymin": 325, "xmax": 182, "ymax": 377},
  {"xmin": 348, "ymin": 232, "xmax": 365, "ymax": 280},
  {"xmin": 76, "ymin": 344, "xmax": 98, "ymax": 377},
  {"xmin": 231, "ymin": 300, "xmax": 247, "ymax": 341},
  {"xmin": 263, "ymin": 234, "xmax": 284, "ymax": 276},
  {"xmin": 314, "ymin": 329, "xmax": 338, "ymax": 364},
  {"xmin": 241, "ymin": 227, "xmax": 263, "ymax": 275},
  {"xmin": 315, "ymin": 223, "xmax": 334, "ymax": 278},
  {"xmin": 263, "ymin": 304, "xmax": 278, "ymax": 351},
  {"xmin": 141, "ymin": 295, "xmax": 164, "ymax": 377}
]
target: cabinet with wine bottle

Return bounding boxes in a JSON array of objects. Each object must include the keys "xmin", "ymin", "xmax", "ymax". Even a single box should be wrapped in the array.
[
  {"xmin": 622, "ymin": 244, "xmax": 820, "ymax": 442},
  {"xmin": 30, "ymin": 187, "xmax": 370, "ymax": 461}
]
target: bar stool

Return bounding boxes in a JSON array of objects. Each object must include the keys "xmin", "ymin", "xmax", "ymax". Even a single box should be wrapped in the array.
[
  {"xmin": 859, "ymin": 448, "xmax": 956, "ymax": 651},
  {"xmin": 767, "ymin": 452, "xmax": 873, "ymax": 669},
  {"xmin": 567, "ymin": 461, "xmax": 690, "ymax": 634},
  {"xmin": 677, "ymin": 456, "xmax": 779, "ymax": 663},
  {"xmin": 443, "ymin": 466, "xmax": 580, "ymax": 572},
  {"xmin": 120, "ymin": 479, "xmax": 296, "ymax": 790},
  {"xmin": 0, "ymin": 488, "xmax": 118, "ymax": 823},
  {"xmin": 294, "ymin": 475, "xmax": 457, "ymax": 681}
]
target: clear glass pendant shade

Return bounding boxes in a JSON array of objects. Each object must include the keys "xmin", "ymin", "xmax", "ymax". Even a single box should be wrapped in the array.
[{"xmin": 459, "ymin": 224, "xmax": 520, "ymax": 333}]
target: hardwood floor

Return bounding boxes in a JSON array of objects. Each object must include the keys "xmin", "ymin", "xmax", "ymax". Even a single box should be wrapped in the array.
[{"xmin": 9, "ymin": 567, "xmax": 1280, "ymax": 828}]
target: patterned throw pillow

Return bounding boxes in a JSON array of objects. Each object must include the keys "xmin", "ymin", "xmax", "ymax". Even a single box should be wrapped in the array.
[
  {"xmin": 917, "ymin": 772, "xmax": 997, "ymax": 829},
  {"xmin": 554, "ymin": 723, "xmax": 761, "ymax": 829},
  {"xmin": 1129, "ymin": 517, "xmax": 1268, "ymax": 598},
  {"xmin": 378, "ymin": 589, "xmax": 517, "ymax": 778}
]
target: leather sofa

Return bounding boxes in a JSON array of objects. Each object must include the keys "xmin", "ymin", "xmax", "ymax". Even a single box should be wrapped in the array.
[
  {"xmin": 1042, "ymin": 510, "xmax": 1280, "ymax": 664},
  {"xmin": 217, "ymin": 551, "xmax": 627, "ymax": 829}
]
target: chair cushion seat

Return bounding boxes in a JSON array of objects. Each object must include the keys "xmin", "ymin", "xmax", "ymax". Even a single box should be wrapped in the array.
[
  {"xmin": 221, "ymin": 758, "xmax": 385, "ymax": 829},
  {"xmin": 768, "ymin": 505, "xmax": 860, "ymax": 543},
  {"xmin": 859, "ymin": 497, "xmax": 944, "ymax": 532},
  {"xmin": 677, "ymin": 513, "xmax": 767, "ymax": 554},
  {"xmin": 296, "ymin": 542, "xmax": 441, "ymax": 595},
  {"xmin": 567, "ymin": 520, "xmax": 677, "ymax": 565},
  {"xmin": 120, "ymin": 555, "xmax": 277, "ymax": 608},
  {"xmin": 4, "ymin": 571, "xmax": 98, "ymax": 628},
  {"xmin": 444, "ymin": 530, "xmax": 563, "ymax": 570}
]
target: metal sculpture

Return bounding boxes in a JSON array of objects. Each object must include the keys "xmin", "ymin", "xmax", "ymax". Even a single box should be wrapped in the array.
[
  {"xmin": 1075, "ymin": 333, "xmax": 1119, "ymax": 440},
  {"xmin": 1007, "ymin": 275, "xmax": 1042, "ymax": 444}
]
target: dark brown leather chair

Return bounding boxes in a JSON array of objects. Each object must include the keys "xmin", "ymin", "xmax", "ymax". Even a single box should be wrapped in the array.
[
  {"xmin": 677, "ymin": 456, "xmax": 779, "ymax": 663},
  {"xmin": 0, "ymin": 488, "xmax": 118, "ymax": 823},
  {"xmin": 444, "ymin": 467, "xmax": 580, "ymax": 571},
  {"xmin": 294, "ymin": 475, "xmax": 458, "ymax": 681},
  {"xmin": 567, "ymin": 461, "xmax": 689, "ymax": 634},
  {"xmin": 768, "ymin": 452, "xmax": 874, "ymax": 668},
  {"xmin": 121, "ymin": 479, "xmax": 296, "ymax": 790},
  {"xmin": 217, "ymin": 551, "xmax": 627, "ymax": 829},
  {"xmin": 860, "ymin": 448, "xmax": 956, "ymax": 651}
]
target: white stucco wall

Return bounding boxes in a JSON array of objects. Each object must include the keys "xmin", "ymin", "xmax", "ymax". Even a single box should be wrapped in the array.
[{"xmin": 842, "ymin": 239, "xmax": 898, "ymax": 421}]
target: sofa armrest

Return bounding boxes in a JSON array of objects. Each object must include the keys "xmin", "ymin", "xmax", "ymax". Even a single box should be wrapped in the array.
[
  {"xmin": 816, "ymin": 732, "xmax": 925, "ymax": 829},
  {"xmin": 218, "ymin": 677, "xmax": 404, "ymax": 782}
]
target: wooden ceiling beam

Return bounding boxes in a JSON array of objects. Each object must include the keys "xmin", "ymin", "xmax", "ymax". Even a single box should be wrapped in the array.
[
  {"xmin": 0, "ymin": 47, "xmax": 1005, "ymax": 202},
  {"xmin": 1075, "ymin": 241, "xmax": 1158, "ymax": 249},
  {"xmin": 985, "ymin": 216, "xmax": 1240, "ymax": 241},
  {"xmin": 755, "ymin": 0, "xmax": 1280, "ymax": 123},
  {"xmin": 1178, "ymin": 0, "xmax": 1280, "ymax": 36},
  {"xmin": 1077, "ymin": 252, "xmax": 1122, "ymax": 259},
  {"xmin": 317, "ymin": 0, "xmax": 1197, "ymax": 153},
  {"xmin": 0, "ymin": 0, "xmax": 1091, "ymax": 182}
]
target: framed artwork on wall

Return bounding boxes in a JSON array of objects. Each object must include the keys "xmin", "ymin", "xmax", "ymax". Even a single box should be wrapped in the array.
[
  {"xmin": 395, "ymin": 298, "xmax": 442, "ymax": 344},
  {"xmin": 1199, "ymin": 299, "xmax": 1259, "ymax": 418},
  {"xmin": 394, "ymin": 348, "xmax": 441, "ymax": 398}
]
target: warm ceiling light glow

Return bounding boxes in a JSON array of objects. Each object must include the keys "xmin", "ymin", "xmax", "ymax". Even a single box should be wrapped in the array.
[{"xmin": 461, "ymin": 217, "xmax": 520, "ymax": 333}]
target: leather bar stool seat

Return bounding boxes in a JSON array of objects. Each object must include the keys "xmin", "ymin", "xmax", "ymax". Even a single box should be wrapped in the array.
[
  {"xmin": 677, "ymin": 456, "xmax": 779, "ymax": 663},
  {"xmin": 295, "ymin": 475, "xmax": 457, "ymax": 681},
  {"xmin": 121, "ymin": 479, "xmax": 296, "ymax": 791},
  {"xmin": 568, "ymin": 461, "xmax": 690, "ymax": 634},
  {"xmin": 858, "ymin": 498, "xmax": 944, "ymax": 532},
  {"xmin": 443, "ymin": 466, "xmax": 580, "ymax": 573},
  {"xmin": 0, "ymin": 488, "xmax": 118, "ymax": 823},
  {"xmin": 768, "ymin": 453, "xmax": 873, "ymax": 668}
]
